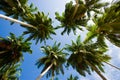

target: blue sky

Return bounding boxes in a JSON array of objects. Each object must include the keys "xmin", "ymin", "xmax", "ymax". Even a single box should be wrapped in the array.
[{"xmin": 0, "ymin": 0, "xmax": 120, "ymax": 80}]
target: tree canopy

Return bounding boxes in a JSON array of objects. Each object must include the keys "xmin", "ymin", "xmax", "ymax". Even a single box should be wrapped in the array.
[{"xmin": 0, "ymin": 0, "xmax": 120, "ymax": 80}]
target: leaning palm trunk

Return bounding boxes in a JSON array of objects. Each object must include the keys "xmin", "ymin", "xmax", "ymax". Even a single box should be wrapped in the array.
[
  {"xmin": 85, "ymin": 61, "xmax": 107, "ymax": 80},
  {"xmin": 104, "ymin": 62, "xmax": 120, "ymax": 70},
  {"xmin": 0, "ymin": 14, "xmax": 37, "ymax": 30},
  {"xmin": 36, "ymin": 63, "xmax": 53, "ymax": 80}
]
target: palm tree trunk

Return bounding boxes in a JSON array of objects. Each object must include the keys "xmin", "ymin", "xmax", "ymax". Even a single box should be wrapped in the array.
[
  {"xmin": 36, "ymin": 63, "xmax": 53, "ymax": 80},
  {"xmin": 51, "ymin": 70, "xmax": 54, "ymax": 80},
  {"xmin": 71, "ymin": 0, "xmax": 79, "ymax": 19},
  {"xmin": 86, "ymin": 61, "xmax": 107, "ymax": 80},
  {"xmin": 0, "ymin": 14, "xmax": 37, "ymax": 30},
  {"xmin": 104, "ymin": 62, "xmax": 120, "ymax": 70}
]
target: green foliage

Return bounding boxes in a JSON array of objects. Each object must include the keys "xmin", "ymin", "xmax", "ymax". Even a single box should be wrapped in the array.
[
  {"xmin": 0, "ymin": 33, "xmax": 32, "ymax": 69},
  {"xmin": 22, "ymin": 12, "xmax": 56, "ymax": 44},
  {"xmin": 65, "ymin": 35, "xmax": 111, "ymax": 77},
  {"xmin": 0, "ymin": 63, "xmax": 21, "ymax": 80},
  {"xmin": 84, "ymin": 0, "xmax": 109, "ymax": 17},
  {"xmin": 35, "ymin": 42, "xmax": 67, "ymax": 78},
  {"xmin": 67, "ymin": 75, "xmax": 78, "ymax": 80},
  {"xmin": 55, "ymin": 0, "xmax": 108, "ymax": 35},
  {"xmin": 85, "ymin": 1, "xmax": 120, "ymax": 47},
  {"xmin": 55, "ymin": 1, "xmax": 87, "ymax": 35},
  {"xmin": 0, "ymin": 0, "xmax": 120, "ymax": 80},
  {"xmin": 0, "ymin": 0, "xmax": 37, "ymax": 20}
]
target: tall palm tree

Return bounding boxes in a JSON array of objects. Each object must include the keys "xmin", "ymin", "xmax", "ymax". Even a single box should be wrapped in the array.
[
  {"xmin": 65, "ymin": 35, "xmax": 111, "ymax": 80},
  {"xmin": 84, "ymin": 0, "xmax": 120, "ymax": 47},
  {"xmin": 0, "ymin": 0, "xmax": 38, "ymax": 29},
  {"xmin": 0, "ymin": 12, "xmax": 56, "ymax": 44},
  {"xmin": 0, "ymin": 33, "xmax": 32, "ymax": 69},
  {"xmin": 0, "ymin": 63, "xmax": 21, "ymax": 80},
  {"xmin": 67, "ymin": 75, "xmax": 78, "ymax": 80},
  {"xmin": 22, "ymin": 12, "xmax": 56, "ymax": 44},
  {"xmin": 35, "ymin": 42, "xmax": 67, "ymax": 80},
  {"xmin": 55, "ymin": 0, "xmax": 108, "ymax": 35},
  {"xmin": 55, "ymin": 0, "xmax": 87, "ymax": 35},
  {"xmin": 0, "ymin": 0, "xmax": 56, "ymax": 44}
]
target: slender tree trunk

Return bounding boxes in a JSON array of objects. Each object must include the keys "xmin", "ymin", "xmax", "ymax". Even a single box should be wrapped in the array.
[
  {"xmin": 36, "ymin": 63, "xmax": 53, "ymax": 80},
  {"xmin": 104, "ymin": 61, "xmax": 120, "ymax": 70},
  {"xmin": 71, "ymin": 0, "xmax": 79, "ymax": 19},
  {"xmin": 51, "ymin": 70, "xmax": 54, "ymax": 80},
  {"xmin": 0, "ymin": 14, "xmax": 37, "ymax": 30},
  {"xmin": 86, "ymin": 61, "xmax": 107, "ymax": 80}
]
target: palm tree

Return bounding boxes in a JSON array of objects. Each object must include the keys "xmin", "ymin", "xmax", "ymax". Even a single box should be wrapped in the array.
[
  {"xmin": 0, "ymin": 0, "xmax": 37, "ymax": 19},
  {"xmin": 22, "ymin": 12, "xmax": 56, "ymax": 44},
  {"xmin": 0, "ymin": 0, "xmax": 38, "ymax": 29},
  {"xmin": 35, "ymin": 42, "xmax": 67, "ymax": 80},
  {"xmin": 65, "ymin": 35, "xmax": 111, "ymax": 80},
  {"xmin": 0, "ymin": 0, "xmax": 56, "ymax": 44},
  {"xmin": 0, "ymin": 33, "xmax": 32, "ymax": 69},
  {"xmin": 0, "ymin": 63, "xmax": 21, "ymax": 80},
  {"xmin": 55, "ymin": 0, "xmax": 108, "ymax": 35},
  {"xmin": 84, "ymin": 0, "xmax": 120, "ymax": 47},
  {"xmin": 0, "ymin": 12, "xmax": 56, "ymax": 44},
  {"xmin": 55, "ymin": 0, "xmax": 87, "ymax": 35},
  {"xmin": 67, "ymin": 75, "xmax": 78, "ymax": 80}
]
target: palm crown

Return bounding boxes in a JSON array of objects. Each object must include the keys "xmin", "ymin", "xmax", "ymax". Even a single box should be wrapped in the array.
[
  {"xmin": 22, "ymin": 12, "xmax": 56, "ymax": 44},
  {"xmin": 65, "ymin": 35, "xmax": 111, "ymax": 80},
  {"xmin": 0, "ymin": 33, "xmax": 32, "ymax": 69},
  {"xmin": 35, "ymin": 42, "xmax": 67, "ymax": 79},
  {"xmin": 84, "ymin": 1, "xmax": 120, "ymax": 47}
]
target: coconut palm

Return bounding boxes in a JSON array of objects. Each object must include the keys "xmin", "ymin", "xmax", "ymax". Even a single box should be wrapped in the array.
[
  {"xmin": 84, "ymin": 1, "xmax": 120, "ymax": 47},
  {"xmin": 0, "ymin": 63, "xmax": 21, "ymax": 80},
  {"xmin": 55, "ymin": 0, "xmax": 87, "ymax": 35},
  {"xmin": 0, "ymin": 0, "xmax": 37, "ymax": 20},
  {"xmin": 22, "ymin": 11, "xmax": 56, "ymax": 44},
  {"xmin": 55, "ymin": 0, "xmax": 108, "ymax": 35},
  {"xmin": 0, "ymin": 33, "xmax": 32, "ymax": 69},
  {"xmin": 0, "ymin": 12, "xmax": 56, "ymax": 44},
  {"xmin": 35, "ymin": 42, "xmax": 67, "ymax": 80},
  {"xmin": 65, "ymin": 35, "xmax": 111, "ymax": 80},
  {"xmin": 0, "ymin": 0, "xmax": 39, "ymax": 30},
  {"xmin": 67, "ymin": 75, "xmax": 78, "ymax": 80}
]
